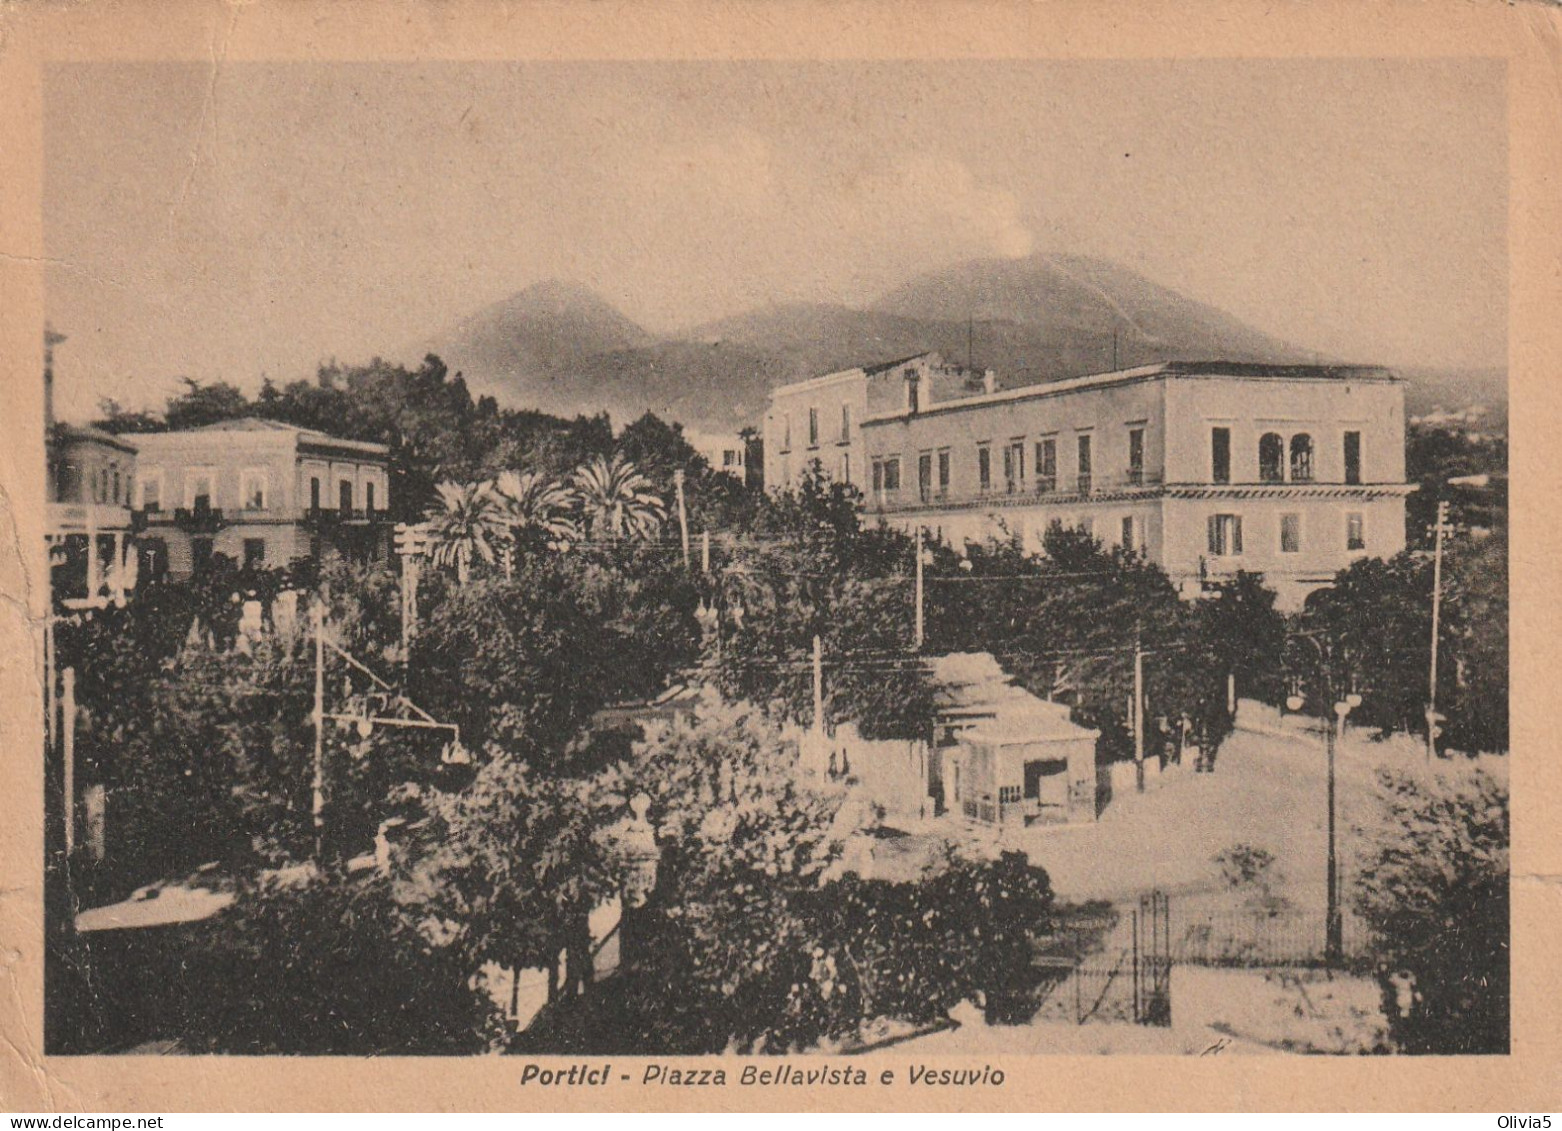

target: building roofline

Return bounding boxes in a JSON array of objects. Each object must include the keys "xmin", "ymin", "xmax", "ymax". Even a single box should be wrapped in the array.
[
  {"xmin": 54, "ymin": 424, "xmax": 138, "ymax": 455},
  {"xmin": 768, "ymin": 366, "xmax": 868, "ymax": 399},
  {"xmin": 130, "ymin": 418, "xmax": 390, "ymax": 458},
  {"xmin": 860, "ymin": 361, "xmax": 1400, "ymax": 426}
]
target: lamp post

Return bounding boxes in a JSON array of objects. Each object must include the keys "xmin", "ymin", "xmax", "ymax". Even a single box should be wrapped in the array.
[{"xmin": 1286, "ymin": 633, "xmax": 1357, "ymax": 968}]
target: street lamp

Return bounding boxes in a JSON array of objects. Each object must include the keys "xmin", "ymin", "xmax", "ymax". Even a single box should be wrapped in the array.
[{"xmin": 1286, "ymin": 633, "xmax": 1352, "ymax": 968}]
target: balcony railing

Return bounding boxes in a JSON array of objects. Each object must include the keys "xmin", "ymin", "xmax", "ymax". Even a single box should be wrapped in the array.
[
  {"xmin": 172, "ymin": 505, "xmax": 226, "ymax": 533},
  {"xmin": 870, "ymin": 469, "xmax": 1164, "ymax": 513}
]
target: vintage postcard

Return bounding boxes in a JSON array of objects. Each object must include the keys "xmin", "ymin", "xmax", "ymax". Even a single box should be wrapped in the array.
[{"xmin": 1, "ymin": 0, "xmax": 1559, "ymax": 1114}]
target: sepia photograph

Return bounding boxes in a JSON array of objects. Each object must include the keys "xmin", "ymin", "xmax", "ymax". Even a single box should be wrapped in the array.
[{"xmin": 15, "ymin": 25, "xmax": 1523, "ymax": 1085}]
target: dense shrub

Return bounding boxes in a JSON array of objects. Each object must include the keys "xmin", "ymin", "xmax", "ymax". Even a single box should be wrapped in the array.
[{"xmin": 1354, "ymin": 762, "xmax": 1509, "ymax": 1053}]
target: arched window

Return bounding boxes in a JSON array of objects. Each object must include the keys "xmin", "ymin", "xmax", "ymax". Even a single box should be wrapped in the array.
[
  {"xmin": 1258, "ymin": 433, "xmax": 1284, "ymax": 483},
  {"xmin": 1289, "ymin": 433, "xmax": 1314, "ymax": 482}
]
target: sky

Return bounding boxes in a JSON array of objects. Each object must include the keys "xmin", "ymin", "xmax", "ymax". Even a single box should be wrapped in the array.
[{"xmin": 43, "ymin": 58, "xmax": 1506, "ymax": 421}]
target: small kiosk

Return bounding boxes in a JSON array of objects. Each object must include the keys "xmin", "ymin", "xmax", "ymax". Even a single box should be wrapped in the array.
[{"xmin": 929, "ymin": 654, "xmax": 1099, "ymax": 827}]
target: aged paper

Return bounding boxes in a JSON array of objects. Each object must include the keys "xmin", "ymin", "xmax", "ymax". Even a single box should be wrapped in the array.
[{"xmin": 1, "ymin": 0, "xmax": 1559, "ymax": 1113}]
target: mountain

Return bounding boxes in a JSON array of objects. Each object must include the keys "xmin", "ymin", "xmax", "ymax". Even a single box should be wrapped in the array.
[
  {"xmin": 414, "ymin": 280, "xmax": 657, "ymax": 412},
  {"xmin": 871, "ymin": 253, "xmax": 1311, "ymax": 374},
  {"xmin": 403, "ymin": 258, "xmax": 1353, "ymax": 433}
]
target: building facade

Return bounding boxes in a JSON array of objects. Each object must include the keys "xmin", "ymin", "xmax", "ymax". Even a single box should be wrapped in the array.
[
  {"xmin": 131, "ymin": 419, "xmax": 393, "ymax": 581},
  {"xmin": 766, "ymin": 358, "xmax": 1413, "ymax": 610},
  {"xmin": 762, "ymin": 352, "xmax": 996, "ymax": 496},
  {"xmin": 43, "ymin": 327, "xmax": 141, "ymax": 607},
  {"xmin": 46, "ymin": 423, "xmax": 141, "ymax": 606}
]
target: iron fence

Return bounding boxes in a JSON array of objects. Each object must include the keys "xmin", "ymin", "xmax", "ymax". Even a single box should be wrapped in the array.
[{"xmin": 1173, "ymin": 907, "xmax": 1372, "ymax": 967}]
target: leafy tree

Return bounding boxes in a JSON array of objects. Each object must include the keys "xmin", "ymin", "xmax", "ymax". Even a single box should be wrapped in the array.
[
  {"xmin": 396, "ymin": 755, "xmax": 618, "ymax": 1013},
  {"xmin": 578, "ymin": 700, "xmax": 1055, "ymax": 1053},
  {"xmin": 707, "ymin": 469, "xmax": 936, "ymax": 740},
  {"xmin": 414, "ymin": 566, "xmax": 621, "ymax": 761},
  {"xmin": 162, "ymin": 378, "xmax": 252, "ymax": 431},
  {"xmin": 1305, "ymin": 533, "xmax": 1507, "ymax": 753},
  {"xmin": 924, "ymin": 524, "xmax": 1200, "ymax": 759},
  {"xmin": 1405, "ymin": 423, "xmax": 1508, "ymax": 548},
  {"xmin": 424, "ymin": 480, "xmax": 509, "ymax": 584},
  {"xmin": 1354, "ymin": 762, "xmax": 1509, "ymax": 1053},
  {"xmin": 171, "ymin": 869, "xmax": 497, "ymax": 1053},
  {"xmin": 1191, "ymin": 571, "xmax": 1287, "ymax": 707},
  {"xmin": 572, "ymin": 454, "xmax": 667, "ymax": 542}
]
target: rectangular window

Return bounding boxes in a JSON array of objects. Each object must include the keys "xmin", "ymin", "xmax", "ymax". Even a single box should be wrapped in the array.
[
  {"xmin": 918, "ymin": 453, "xmax": 933, "ymax": 503},
  {"xmin": 310, "ymin": 476, "xmax": 322, "ymax": 510},
  {"xmin": 1121, "ymin": 515, "xmax": 1137, "ymax": 551},
  {"xmin": 241, "ymin": 470, "xmax": 267, "ymax": 511},
  {"xmin": 1208, "ymin": 513, "xmax": 1243, "ymax": 557},
  {"xmin": 872, "ymin": 458, "xmax": 883, "ymax": 495},
  {"xmin": 1078, "ymin": 517, "xmax": 1094, "ymax": 538},
  {"xmin": 882, "ymin": 457, "xmax": 901, "ymax": 493},
  {"xmin": 188, "ymin": 472, "xmax": 213, "ymax": 511},
  {"xmin": 1344, "ymin": 431, "xmax": 1362, "ymax": 485},
  {"xmin": 1036, "ymin": 437, "xmax": 1057, "ymax": 493},
  {"xmin": 1280, "ymin": 513, "xmax": 1301, "ymax": 554},
  {"xmin": 243, "ymin": 538, "xmax": 267, "ymax": 569},
  {"xmin": 937, "ymin": 449, "xmax": 951, "ymax": 496},
  {"xmin": 1347, "ymin": 512, "xmax": 1366, "ymax": 551},
  {"xmin": 192, "ymin": 537, "xmax": 214, "ymax": 578},
  {"xmin": 1128, "ymin": 427, "xmax": 1145, "ymax": 485},
  {"xmin": 840, "ymin": 452, "xmax": 851, "ymax": 485},
  {"xmin": 840, "ymin": 403, "xmax": 852, "ymax": 443},
  {"xmin": 339, "ymin": 479, "xmax": 354, "ymax": 511},
  {"xmin": 1076, "ymin": 434, "xmax": 1093, "ymax": 494},
  {"xmin": 112, "ymin": 469, "xmax": 122, "ymax": 504},
  {"xmin": 1211, "ymin": 427, "xmax": 1231, "ymax": 484},
  {"xmin": 906, "ymin": 376, "xmax": 920, "ymax": 415},
  {"xmin": 977, "ymin": 444, "xmax": 992, "ymax": 493},
  {"xmin": 808, "ymin": 407, "xmax": 820, "ymax": 447},
  {"xmin": 1004, "ymin": 439, "xmax": 1025, "ymax": 494},
  {"xmin": 141, "ymin": 474, "xmax": 161, "ymax": 512},
  {"xmin": 366, "ymin": 481, "xmax": 376, "ymax": 513}
]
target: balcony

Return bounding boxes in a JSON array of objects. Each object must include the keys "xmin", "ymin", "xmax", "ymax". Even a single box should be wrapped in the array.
[
  {"xmin": 304, "ymin": 505, "xmax": 388, "ymax": 527},
  {"xmin": 172, "ymin": 505, "xmax": 226, "ymax": 534},
  {"xmin": 46, "ymin": 502, "xmax": 138, "ymax": 535},
  {"xmin": 870, "ymin": 469, "xmax": 1164, "ymax": 514}
]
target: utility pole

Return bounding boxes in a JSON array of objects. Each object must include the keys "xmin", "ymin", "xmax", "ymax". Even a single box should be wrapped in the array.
[
  {"xmin": 1326, "ymin": 699, "xmax": 1344, "ymax": 966},
  {"xmin": 674, "ymin": 469, "xmax": 690, "ymax": 571},
  {"xmin": 1112, "ymin": 327, "xmax": 1119, "ymax": 371},
  {"xmin": 1427, "ymin": 498, "xmax": 1450, "ymax": 761},
  {"xmin": 312, "ymin": 599, "xmax": 326, "ymax": 860},
  {"xmin": 967, "ymin": 316, "xmax": 974, "ymax": 370},
  {"xmin": 1133, "ymin": 629, "xmax": 1145, "ymax": 792},
  {"xmin": 393, "ymin": 522, "xmax": 428, "ymax": 684},
  {"xmin": 701, "ymin": 529, "xmax": 710, "ymax": 575},
  {"xmin": 812, "ymin": 634, "xmax": 824, "ymax": 736},
  {"xmin": 44, "ymin": 611, "xmax": 55, "ymax": 755},
  {"xmin": 914, "ymin": 526, "xmax": 925, "ymax": 651},
  {"xmin": 61, "ymin": 666, "xmax": 76, "ymax": 857}
]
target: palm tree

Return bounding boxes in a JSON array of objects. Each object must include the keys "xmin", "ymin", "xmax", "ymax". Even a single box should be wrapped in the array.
[
  {"xmin": 572, "ymin": 454, "xmax": 667, "ymax": 542},
  {"xmin": 424, "ymin": 480, "xmax": 509, "ymax": 584},
  {"xmin": 494, "ymin": 469, "xmax": 580, "ymax": 553}
]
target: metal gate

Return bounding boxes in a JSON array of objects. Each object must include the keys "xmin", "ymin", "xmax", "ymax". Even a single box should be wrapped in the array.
[{"xmin": 1132, "ymin": 890, "xmax": 1171, "ymax": 1026}]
